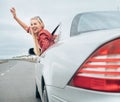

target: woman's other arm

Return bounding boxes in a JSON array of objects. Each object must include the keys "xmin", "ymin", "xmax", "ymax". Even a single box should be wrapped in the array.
[{"xmin": 30, "ymin": 27, "xmax": 41, "ymax": 56}]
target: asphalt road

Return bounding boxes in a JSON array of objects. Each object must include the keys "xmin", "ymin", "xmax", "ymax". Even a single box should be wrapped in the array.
[{"xmin": 0, "ymin": 59, "xmax": 41, "ymax": 102}]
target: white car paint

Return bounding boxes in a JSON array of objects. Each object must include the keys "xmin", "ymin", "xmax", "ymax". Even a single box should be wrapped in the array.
[{"xmin": 35, "ymin": 11, "xmax": 120, "ymax": 102}]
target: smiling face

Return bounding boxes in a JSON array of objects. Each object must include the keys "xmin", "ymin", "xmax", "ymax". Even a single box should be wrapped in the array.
[{"xmin": 30, "ymin": 17, "xmax": 44, "ymax": 35}]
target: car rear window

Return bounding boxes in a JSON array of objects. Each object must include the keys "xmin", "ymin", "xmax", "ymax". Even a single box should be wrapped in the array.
[{"xmin": 70, "ymin": 11, "xmax": 120, "ymax": 37}]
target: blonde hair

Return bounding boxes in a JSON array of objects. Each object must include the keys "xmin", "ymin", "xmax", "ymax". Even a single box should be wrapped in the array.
[{"xmin": 31, "ymin": 16, "xmax": 45, "ymax": 28}]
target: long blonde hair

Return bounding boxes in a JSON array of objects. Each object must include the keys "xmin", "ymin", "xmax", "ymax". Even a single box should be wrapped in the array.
[{"xmin": 31, "ymin": 16, "xmax": 45, "ymax": 28}]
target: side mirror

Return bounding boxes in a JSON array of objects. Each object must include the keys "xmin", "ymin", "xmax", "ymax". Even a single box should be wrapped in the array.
[{"xmin": 28, "ymin": 48, "xmax": 35, "ymax": 55}]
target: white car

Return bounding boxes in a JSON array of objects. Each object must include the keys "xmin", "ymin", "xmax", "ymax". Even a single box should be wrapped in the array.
[{"xmin": 34, "ymin": 11, "xmax": 120, "ymax": 102}]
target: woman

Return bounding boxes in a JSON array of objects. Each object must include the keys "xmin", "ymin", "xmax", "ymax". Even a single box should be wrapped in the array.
[{"xmin": 10, "ymin": 7, "xmax": 57, "ymax": 56}]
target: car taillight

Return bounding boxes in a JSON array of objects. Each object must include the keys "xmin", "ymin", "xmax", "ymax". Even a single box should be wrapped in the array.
[{"xmin": 70, "ymin": 38, "xmax": 120, "ymax": 92}]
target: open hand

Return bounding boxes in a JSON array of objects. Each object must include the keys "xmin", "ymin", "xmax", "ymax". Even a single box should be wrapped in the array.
[{"xmin": 10, "ymin": 7, "xmax": 16, "ymax": 18}]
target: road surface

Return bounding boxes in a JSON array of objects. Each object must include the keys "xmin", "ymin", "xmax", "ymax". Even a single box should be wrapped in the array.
[{"xmin": 0, "ymin": 59, "xmax": 41, "ymax": 102}]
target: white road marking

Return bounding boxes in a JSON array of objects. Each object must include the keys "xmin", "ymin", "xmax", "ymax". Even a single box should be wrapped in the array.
[{"xmin": 0, "ymin": 69, "xmax": 11, "ymax": 77}]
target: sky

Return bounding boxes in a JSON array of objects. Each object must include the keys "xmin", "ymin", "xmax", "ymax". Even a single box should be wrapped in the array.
[{"xmin": 0, "ymin": 0, "xmax": 120, "ymax": 59}]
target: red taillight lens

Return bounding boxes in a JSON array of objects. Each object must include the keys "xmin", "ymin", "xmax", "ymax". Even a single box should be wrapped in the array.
[{"xmin": 70, "ymin": 39, "xmax": 120, "ymax": 92}]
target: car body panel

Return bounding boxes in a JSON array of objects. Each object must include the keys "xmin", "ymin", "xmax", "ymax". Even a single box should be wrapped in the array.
[
  {"xmin": 47, "ymin": 85, "xmax": 120, "ymax": 102},
  {"xmin": 36, "ymin": 28, "xmax": 120, "ymax": 88}
]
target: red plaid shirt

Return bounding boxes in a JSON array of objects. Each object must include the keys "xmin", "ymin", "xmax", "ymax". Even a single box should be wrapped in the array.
[
  {"xmin": 38, "ymin": 29, "xmax": 57, "ymax": 52},
  {"xmin": 27, "ymin": 28, "xmax": 57, "ymax": 53}
]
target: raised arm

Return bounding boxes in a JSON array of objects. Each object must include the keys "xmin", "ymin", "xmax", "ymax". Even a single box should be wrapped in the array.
[{"xmin": 10, "ymin": 7, "xmax": 29, "ymax": 32}]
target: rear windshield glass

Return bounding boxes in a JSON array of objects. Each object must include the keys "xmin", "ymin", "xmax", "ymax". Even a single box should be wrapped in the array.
[{"xmin": 70, "ymin": 11, "xmax": 120, "ymax": 37}]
